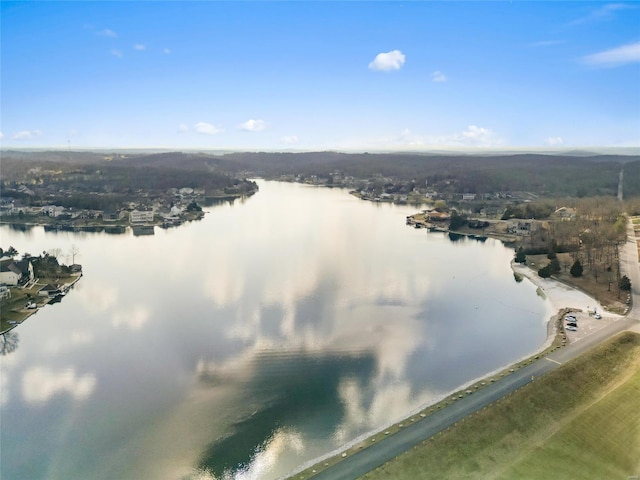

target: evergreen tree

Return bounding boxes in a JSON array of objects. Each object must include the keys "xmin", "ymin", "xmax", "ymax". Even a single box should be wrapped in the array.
[
  {"xmin": 515, "ymin": 247, "xmax": 526, "ymax": 264},
  {"xmin": 538, "ymin": 265, "xmax": 552, "ymax": 278},
  {"xmin": 570, "ymin": 259, "xmax": 583, "ymax": 277},
  {"xmin": 449, "ymin": 210, "xmax": 467, "ymax": 231},
  {"xmin": 619, "ymin": 275, "xmax": 632, "ymax": 291}
]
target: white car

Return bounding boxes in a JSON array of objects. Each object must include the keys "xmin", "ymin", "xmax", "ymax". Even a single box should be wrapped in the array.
[
  {"xmin": 25, "ymin": 301, "xmax": 37, "ymax": 309},
  {"xmin": 594, "ymin": 313, "xmax": 602, "ymax": 319},
  {"xmin": 566, "ymin": 325, "xmax": 578, "ymax": 331}
]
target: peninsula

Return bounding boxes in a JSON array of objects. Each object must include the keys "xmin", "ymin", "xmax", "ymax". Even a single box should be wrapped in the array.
[{"xmin": 1, "ymin": 247, "xmax": 82, "ymax": 334}]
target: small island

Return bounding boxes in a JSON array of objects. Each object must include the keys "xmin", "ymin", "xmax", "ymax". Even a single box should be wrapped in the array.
[{"xmin": 1, "ymin": 246, "xmax": 82, "ymax": 334}]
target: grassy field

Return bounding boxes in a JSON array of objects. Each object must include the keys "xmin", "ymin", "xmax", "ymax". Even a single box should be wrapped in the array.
[{"xmin": 361, "ymin": 331, "xmax": 640, "ymax": 480}]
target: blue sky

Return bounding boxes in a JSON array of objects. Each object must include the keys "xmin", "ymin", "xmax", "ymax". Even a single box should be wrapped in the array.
[{"xmin": 1, "ymin": 1, "xmax": 639, "ymax": 151}]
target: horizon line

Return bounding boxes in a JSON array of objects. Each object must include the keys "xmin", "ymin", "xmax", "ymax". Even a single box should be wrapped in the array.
[{"xmin": 2, "ymin": 146, "xmax": 639, "ymax": 156}]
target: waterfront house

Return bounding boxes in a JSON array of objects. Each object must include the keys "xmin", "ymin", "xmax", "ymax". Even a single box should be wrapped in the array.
[
  {"xmin": 130, "ymin": 209, "xmax": 155, "ymax": 224},
  {"xmin": 42, "ymin": 205, "xmax": 65, "ymax": 217},
  {"xmin": 427, "ymin": 211, "xmax": 451, "ymax": 222},
  {"xmin": 507, "ymin": 220, "xmax": 539, "ymax": 236},
  {"xmin": 103, "ymin": 210, "xmax": 125, "ymax": 222},
  {"xmin": 0, "ymin": 259, "xmax": 34, "ymax": 286}
]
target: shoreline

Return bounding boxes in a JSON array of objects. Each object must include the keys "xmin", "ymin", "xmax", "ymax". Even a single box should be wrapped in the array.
[
  {"xmin": 0, "ymin": 274, "xmax": 82, "ymax": 335},
  {"xmin": 283, "ymin": 261, "xmax": 609, "ymax": 480}
]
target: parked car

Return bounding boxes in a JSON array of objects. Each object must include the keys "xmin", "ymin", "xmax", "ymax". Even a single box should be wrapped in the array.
[
  {"xmin": 566, "ymin": 322, "xmax": 578, "ymax": 328},
  {"xmin": 594, "ymin": 313, "xmax": 602, "ymax": 319},
  {"xmin": 25, "ymin": 301, "xmax": 37, "ymax": 309},
  {"xmin": 566, "ymin": 325, "xmax": 578, "ymax": 331}
]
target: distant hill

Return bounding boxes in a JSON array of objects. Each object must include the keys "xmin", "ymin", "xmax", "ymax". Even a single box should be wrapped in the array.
[{"xmin": 2, "ymin": 150, "xmax": 638, "ymax": 198}]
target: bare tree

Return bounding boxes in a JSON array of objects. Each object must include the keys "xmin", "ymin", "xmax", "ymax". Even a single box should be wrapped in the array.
[
  {"xmin": 69, "ymin": 244, "xmax": 80, "ymax": 264},
  {"xmin": 0, "ymin": 332, "xmax": 19, "ymax": 356}
]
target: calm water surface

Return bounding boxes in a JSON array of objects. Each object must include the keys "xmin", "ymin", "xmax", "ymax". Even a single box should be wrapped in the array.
[{"xmin": 0, "ymin": 181, "xmax": 552, "ymax": 480}]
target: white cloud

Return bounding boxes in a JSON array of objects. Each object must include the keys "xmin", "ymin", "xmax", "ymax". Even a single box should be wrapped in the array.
[
  {"xmin": 545, "ymin": 136, "xmax": 564, "ymax": 146},
  {"xmin": 22, "ymin": 366, "xmax": 96, "ymax": 404},
  {"xmin": 431, "ymin": 70, "xmax": 447, "ymax": 82},
  {"xmin": 12, "ymin": 130, "xmax": 42, "ymax": 140},
  {"xmin": 0, "ymin": 132, "xmax": 4, "ymax": 140},
  {"xmin": 98, "ymin": 28, "xmax": 117, "ymax": 38},
  {"xmin": 582, "ymin": 41, "xmax": 640, "ymax": 67},
  {"xmin": 240, "ymin": 119, "xmax": 266, "ymax": 132},
  {"xmin": 195, "ymin": 122, "xmax": 224, "ymax": 135},
  {"xmin": 456, "ymin": 125, "xmax": 501, "ymax": 146},
  {"xmin": 112, "ymin": 305, "xmax": 150, "ymax": 331},
  {"xmin": 134, "ymin": 44, "xmax": 146, "ymax": 51},
  {"xmin": 396, "ymin": 129, "xmax": 424, "ymax": 146},
  {"xmin": 111, "ymin": 49, "xmax": 123, "ymax": 58},
  {"xmin": 281, "ymin": 135, "xmax": 299, "ymax": 144},
  {"xmin": 422, "ymin": 125, "xmax": 502, "ymax": 147},
  {"xmin": 43, "ymin": 330, "xmax": 95, "ymax": 355},
  {"xmin": 368, "ymin": 50, "xmax": 405, "ymax": 71},
  {"xmin": 569, "ymin": 3, "xmax": 635, "ymax": 26},
  {"xmin": 178, "ymin": 123, "xmax": 189, "ymax": 133},
  {"xmin": 163, "ymin": 48, "xmax": 171, "ymax": 55}
]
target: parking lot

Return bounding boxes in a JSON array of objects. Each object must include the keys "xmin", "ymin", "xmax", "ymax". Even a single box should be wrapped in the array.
[{"xmin": 561, "ymin": 308, "xmax": 621, "ymax": 343}]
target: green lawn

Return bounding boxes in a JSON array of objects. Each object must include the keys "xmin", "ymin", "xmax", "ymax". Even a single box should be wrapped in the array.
[
  {"xmin": 361, "ymin": 332, "xmax": 640, "ymax": 480},
  {"xmin": 497, "ymin": 365, "xmax": 640, "ymax": 479},
  {"xmin": 1, "ymin": 275, "xmax": 79, "ymax": 333}
]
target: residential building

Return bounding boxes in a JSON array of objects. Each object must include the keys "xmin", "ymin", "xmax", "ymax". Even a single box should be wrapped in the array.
[
  {"xmin": 130, "ymin": 209, "xmax": 155, "ymax": 224},
  {"xmin": 42, "ymin": 205, "xmax": 65, "ymax": 217},
  {"xmin": 0, "ymin": 259, "xmax": 34, "ymax": 286}
]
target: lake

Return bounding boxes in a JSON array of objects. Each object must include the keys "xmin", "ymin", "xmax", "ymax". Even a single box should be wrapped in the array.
[{"xmin": 0, "ymin": 180, "xmax": 552, "ymax": 480}]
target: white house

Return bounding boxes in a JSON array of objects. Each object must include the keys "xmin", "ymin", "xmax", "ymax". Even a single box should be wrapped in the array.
[
  {"xmin": 507, "ymin": 220, "xmax": 539, "ymax": 236},
  {"xmin": 0, "ymin": 259, "xmax": 34, "ymax": 286},
  {"xmin": 43, "ymin": 205, "xmax": 65, "ymax": 217},
  {"xmin": 130, "ymin": 209, "xmax": 154, "ymax": 224}
]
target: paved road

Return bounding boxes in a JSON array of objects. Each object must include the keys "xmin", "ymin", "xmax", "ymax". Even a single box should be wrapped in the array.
[
  {"xmin": 618, "ymin": 168, "xmax": 624, "ymax": 201},
  {"xmin": 309, "ymin": 318, "xmax": 637, "ymax": 480},
  {"xmin": 621, "ymin": 218, "xmax": 640, "ymax": 319},
  {"xmin": 306, "ymin": 222, "xmax": 640, "ymax": 480}
]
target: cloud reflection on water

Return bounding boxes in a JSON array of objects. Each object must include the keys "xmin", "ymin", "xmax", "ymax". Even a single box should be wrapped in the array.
[
  {"xmin": 0, "ymin": 182, "xmax": 548, "ymax": 480},
  {"xmin": 22, "ymin": 366, "xmax": 97, "ymax": 404}
]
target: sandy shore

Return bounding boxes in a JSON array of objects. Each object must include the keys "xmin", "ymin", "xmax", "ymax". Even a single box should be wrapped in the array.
[{"xmin": 512, "ymin": 261, "xmax": 610, "ymax": 314}]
